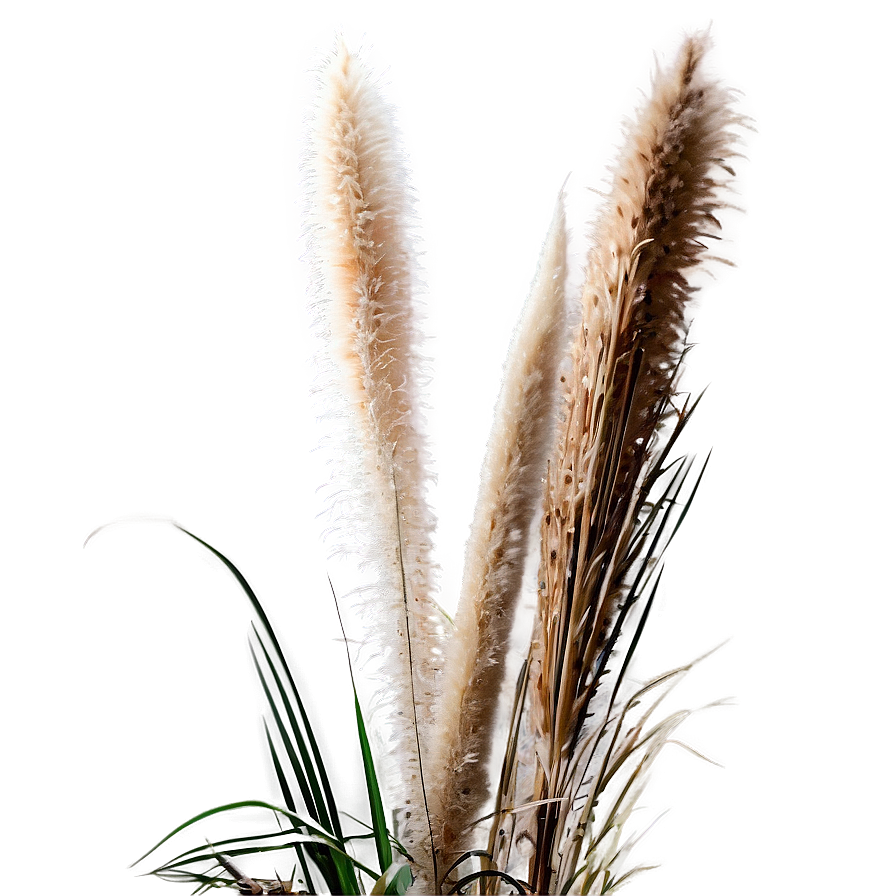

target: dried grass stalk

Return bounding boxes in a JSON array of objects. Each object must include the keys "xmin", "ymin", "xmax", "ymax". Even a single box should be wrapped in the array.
[
  {"xmin": 425, "ymin": 194, "xmax": 569, "ymax": 885},
  {"xmin": 524, "ymin": 32, "xmax": 741, "ymax": 893},
  {"xmin": 307, "ymin": 41, "xmax": 441, "ymax": 886}
]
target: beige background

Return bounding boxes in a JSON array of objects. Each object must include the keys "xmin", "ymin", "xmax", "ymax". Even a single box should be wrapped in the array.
[{"xmin": 2, "ymin": 2, "xmax": 889, "ymax": 893}]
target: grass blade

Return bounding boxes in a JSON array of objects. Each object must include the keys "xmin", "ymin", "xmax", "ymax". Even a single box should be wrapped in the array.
[
  {"xmin": 371, "ymin": 861, "xmax": 413, "ymax": 895},
  {"xmin": 330, "ymin": 579, "xmax": 393, "ymax": 874},
  {"xmin": 146, "ymin": 820, "xmax": 377, "ymax": 884},
  {"xmin": 249, "ymin": 631, "xmax": 359, "ymax": 893},
  {"xmin": 166, "ymin": 526, "xmax": 377, "ymax": 893},
  {"xmin": 173, "ymin": 523, "xmax": 342, "ymax": 839},
  {"xmin": 355, "ymin": 691, "xmax": 393, "ymax": 874},
  {"xmin": 264, "ymin": 717, "xmax": 298, "ymax": 814},
  {"xmin": 448, "ymin": 869, "xmax": 530, "ymax": 894},
  {"xmin": 251, "ymin": 636, "xmax": 319, "ymax": 821},
  {"xmin": 133, "ymin": 799, "xmax": 343, "ymax": 867}
]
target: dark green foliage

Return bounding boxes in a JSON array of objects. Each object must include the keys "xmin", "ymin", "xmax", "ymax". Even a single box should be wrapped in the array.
[{"xmin": 134, "ymin": 526, "xmax": 410, "ymax": 895}]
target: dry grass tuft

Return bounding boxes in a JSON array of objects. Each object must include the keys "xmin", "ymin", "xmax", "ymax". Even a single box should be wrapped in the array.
[{"xmin": 308, "ymin": 31, "xmax": 742, "ymax": 895}]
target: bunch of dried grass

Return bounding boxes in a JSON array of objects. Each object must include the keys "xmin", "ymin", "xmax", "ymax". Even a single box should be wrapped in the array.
[{"xmin": 305, "ymin": 30, "xmax": 742, "ymax": 895}]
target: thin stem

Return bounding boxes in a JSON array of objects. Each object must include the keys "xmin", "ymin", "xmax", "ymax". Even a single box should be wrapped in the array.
[{"xmin": 392, "ymin": 474, "xmax": 438, "ymax": 889}]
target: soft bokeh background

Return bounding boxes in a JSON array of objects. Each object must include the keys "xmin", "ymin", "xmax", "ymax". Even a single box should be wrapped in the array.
[{"xmin": 2, "ymin": 2, "xmax": 892, "ymax": 893}]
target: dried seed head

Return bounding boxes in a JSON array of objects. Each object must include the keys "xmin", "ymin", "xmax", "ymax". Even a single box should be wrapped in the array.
[
  {"xmin": 425, "ymin": 192, "xmax": 569, "ymax": 877},
  {"xmin": 304, "ymin": 32, "xmax": 442, "ymax": 879},
  {"xmin": 523, "ymin": 32, "xmax": 742, "ymax": 892}
]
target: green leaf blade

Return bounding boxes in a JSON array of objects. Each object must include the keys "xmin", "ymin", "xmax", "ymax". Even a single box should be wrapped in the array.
[{"xmin": 355, "ymin": 693, "xmax": 392, "ymax": 874}]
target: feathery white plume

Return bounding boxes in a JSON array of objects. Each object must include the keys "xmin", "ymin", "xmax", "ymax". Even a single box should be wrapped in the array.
[
  {"xmin": 306, "ymin": 41, "xmax": 440, "ymax": 886},
  {"xmin": 425, "ymin": 193, "xmax": 569, "ymax": 884}
]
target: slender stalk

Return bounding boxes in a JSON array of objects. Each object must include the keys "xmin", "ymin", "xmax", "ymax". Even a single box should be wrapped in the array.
[{"xmin": 393, "ymin": 481, "xmax": 439, "ymax": 886}]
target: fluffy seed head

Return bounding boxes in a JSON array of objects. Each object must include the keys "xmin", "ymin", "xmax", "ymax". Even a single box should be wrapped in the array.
[
  {"xmin": 425, "ymin": 193, "xmax": 569, "ymax": 880},
  {"xmin": 307, "ymin": 41, "xmax": 441, "ymax": 887},
  {"xmin": 523, "ymin": 33, "xmax": 742, "ymax": 893}
]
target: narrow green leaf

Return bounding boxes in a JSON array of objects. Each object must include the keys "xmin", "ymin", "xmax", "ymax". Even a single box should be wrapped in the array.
[
  {"xmin": 263, "ymin": 719, "xmax": 316, "ymax": 894},
  {"xmin": 264, "ymin": 717, "xmax": 297, "ymax": 813},
  {"xmin": 167, "ymin": 527, "xmax": 368, "ymax": 893},
  {"xmin": 156, "ymin": 828, "xmax": 380, "ymax": 880},
  {"xmin": 250, "ymin": 638, "xmax": 318, "ymax": 821},
  {"xmin": 355, "ymin": 692, "xmax": 392, "ymax": 873},
  {"xmin": 296, "ymin": 843, "xmax": 316, "ymax": 896},
  {"xmin": 372, "ymin": 861, "xmax": 414, "ymax": 895},
  {"xmin": 173, "ymin": 523, "xmax": 342, "ymax": 838},
  {"xmin": 343, "ymin": 814, "xmax": 412, "ymax": 861},
  {"xmin": 252, "ymin": 626, "xmax": 342, "ymax": 847},
  {"xmin": 559, "ymin": 861, "xmax": 588, "ymax": 895},
  {"xmin": 330, "ymin": 578, "xmax": 394, "ymax": 875},
  {"xmin": 132, "ymin": 799, "xmax": 339, "ymax": 867}
]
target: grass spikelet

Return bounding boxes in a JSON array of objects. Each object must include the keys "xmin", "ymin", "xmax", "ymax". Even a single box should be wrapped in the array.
[
  {"xmin": 307, "ymin": 40, "xmax": 440, "ymax": 887},
  {"xmin": 425, "ymin": 193, "xmax": 569, "ymax": 886}
]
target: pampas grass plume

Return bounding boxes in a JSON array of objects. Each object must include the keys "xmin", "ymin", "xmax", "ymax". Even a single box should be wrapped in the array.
[
  {"xmin": 525, "ymin": 32, "xmax": 740, "ymax": 893},
  {"xmin": 307, "ymin": 41, "xmax": 441, "ymax": 887},
  {"xmin": 425, "ymin": 192, "xmax": 569, "ymax": 884}
]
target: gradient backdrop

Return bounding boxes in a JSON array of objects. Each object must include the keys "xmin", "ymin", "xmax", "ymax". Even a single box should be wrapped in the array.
[{"xmin": 2, "ymin": 3, "xmax": 891, "ymax": 894}]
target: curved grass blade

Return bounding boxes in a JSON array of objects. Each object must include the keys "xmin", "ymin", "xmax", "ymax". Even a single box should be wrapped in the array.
[
  {"xmin": 559, "ymin": 858, "xmax": 591, "ymax": 896},
  {"xmin": 331, "ymin": 579, "xmax": 394, "ymax": 875},
  {"xmin": 600, "ymin": 863, "xmax": 659, "ymax": 894},
  {"xmin": 440, "ymin": 849, "xmax": 494, "ymax": 880},
  {"xmin": 591, "ymin": 808, "xmax": 666, "ymax": 893},
  {"xmin": 146, "ymin": 865, "xmax": 230, "ymax": 892},
  {"xmin": 355, "ymin": 690, "xmax": 392, "ymax": 874},
  {"xmin": 342, "ymin": 816, "xmax": 409, "ymax": 856},
  {"xmin": 580, "ymin": 743, "xmax": 670, "ymax": 893},
  {"xmin": 436, "ymin": 848, "xmax": 500, "ymax": 895},
  {"xmin": 251, "ymin": 635, "xmax": 319, "ymax": 820},
  {"xmin": 90, "ymin": 518, "xmax": 348, "ymax": 891},
  {"xmin": 371, "ymin": 861, "xmax": 413, "ymax": 895},
  {"xmin": 133, "ymin": 799, "xmax": 343, "ymax": 867},
  {"xmin": 568, "ymin": 448, "xmax": 708, "ymax": 795},
  {"xmin": 263, "ymin": 719, "xmax": 316, "ymax": 891},
  {"xmin": 449, "ymin": 869, "xmax": 531, "ymax": 894},
  {"xmin": 173, "ymin": 524, "xmax": 344, "ymax": 840},
  {"xmin": 171, "ymin": 525, "xmax": 365, "ymax": 892},
  {"xmin": 249, "ymin": 632, "xmax": 360, "ymax": 894},
  {"xmin": 160, "ymin": 828, "xmax": 380, "ymax": 880},
  {"xmin": 143, "ymin": 800, "xmax": 350, "ymax": 893},
  {"xmin": 264, "ymin": 718, "xmax": 297, "ymax": 813}
]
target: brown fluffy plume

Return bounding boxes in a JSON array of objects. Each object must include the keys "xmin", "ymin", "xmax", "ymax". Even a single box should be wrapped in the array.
[{"xmin": 519, "ymin": 33, "xmax": 741, "ymax": 893}]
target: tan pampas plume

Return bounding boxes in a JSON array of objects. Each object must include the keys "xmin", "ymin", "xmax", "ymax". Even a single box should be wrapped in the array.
[
  {"xmin": 424, "ymin": 193, "xmax": 569, "ymax": 887},
  {"xmin": 517, "ymin": 32, "xmax": 742, "ymax": 893},
  {"xmin": 306, "ymin": 41, "xmax": 441, "ymax": 888}
]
